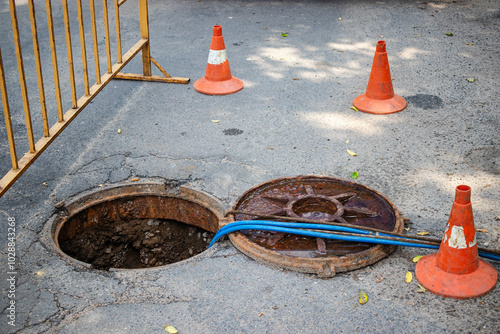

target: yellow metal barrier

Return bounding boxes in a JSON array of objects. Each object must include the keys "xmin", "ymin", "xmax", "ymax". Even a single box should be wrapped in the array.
[{"xmin": 0, "ymin": 0, "xmax": 189, "ymax": 197}]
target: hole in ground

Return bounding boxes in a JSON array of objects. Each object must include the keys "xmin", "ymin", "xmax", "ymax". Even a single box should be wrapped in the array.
[
  {"xmin": 44, "ymin": 182, "xmax": 224, "ymax": 271},
  {"xmin": 59, "ymin": 218, "xmax": 214, "ymax": 270}
]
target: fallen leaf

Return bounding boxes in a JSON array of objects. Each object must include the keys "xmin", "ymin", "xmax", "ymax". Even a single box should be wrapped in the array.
[
  {"xmin": 405, "ymin": 272, "xmax": 413, "ymax": 283},
  {"xmin": 445, "ymin": 32, "xmax": 454, "ymax": 36},
  {"xmin": 345, "ymin": 140, "xmax": 349, "ymax": 144},
  {"xmin": 417, "ymin": 231, "xmax": 429, "ymax": 236},
  {"xmin": 466, "ymin": 78, "xmax": 476, "ymax": 83},
  {"xmin": 164, "ymin": 325, "xmax": 178, "ymax": 334},
  {"xmin": 350, "ymin": 106, "xmax": 359, "ymax": 112},
  {"xmin": 465, "ymin": 43, "xmax": 473, "ymax": 46},
  {"xmin": 42, "ymin": 182, "xmax": 48, "ymax": 187},
  {"xmin": 359, "ymin": 291, "xmax": 368, "ymax": 304},
  {"xmin": 350, "ymin": 171, "xmax": 359, "ymax": 179},
  {"xmin": 292, "ymin": 78, "xmax": 300, "ymax": 80},
  {"xmin": 34, "ymin": 270, "xmax": 45, "ymax": 277},
  {"xmin": 211, "ymin": 120, "xmax": 220, "ymax": 123},
  {"xmin": 412, "ymin": 255, "xmax": 423, "ymax": 263},
  {"xmin": 97, "ymin": 184, "xmax": 103, "ymax": 187},
  {"xmin": 130, "ymin": 178, "xmax": 139, "ymax": 182},
  {"xmin": 415, "ymin": 284, "xmax": 426, "ymax": 293},
  {"xmin": 475, "ymin": 228, "xmax": 489, "ymax": 233},
  {"xmin": 281, "ymin": 32, "xmax": 288, "ymax": 37},
  {"xmin": 338, "ymin": 17, "xmax": 342, "ymax": 21},
  {"xmin": 258, "ymin": 312, "xmax": 265, "ymax": 317},
  {"xmin": 346, "ymin": 148, "xmax": 357, "ymax": 156},
  {"xmin": 376, "ymin": 276, "xmax": 384, "ymax": 283},
  {"xmin": 117, "ymin": 129, "xmax": 121, "ymax": 134},
  {"xmin": 266, "ymin": 147, "xmax": 275, "ymax": 150}
]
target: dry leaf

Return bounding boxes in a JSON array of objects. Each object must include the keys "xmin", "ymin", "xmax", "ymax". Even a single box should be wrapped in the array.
[
  {"xmin": 258, "ymin": 312, "xmax": 265, "ymax": 317},
  {"xmin": 376, "ymin": 276, "xmax": 384, "ymax": 283},
  {"xmin": 476, "ymin": 229, "xmax": 489, "ymax": 233},
  {"xmin": 117, "ymin": 129, "xmax": 121, "ymax": 134},
  {"xmin": 266, "ymin": 147, "xmax": 275, "ymax": 150},
  {"xmin": 350, "ymin": 106, "xmax": 359, "ymax": 112},
  {"xmin": 416, "ymin": 284, "xmax": 426, "ymax": 293},
  {"xmin": 130, "ymin": 178, "xmax": 139, "ymax": 182},
  {"xmin": 164, "ymin": 325, "xmax": 178, "ymax": 334},
  {"xmin": 417, "ymin": 231, "xmax": 429, "ymax": 236},
  {"xmin": 412, "ymin": 255, "xmax": 423, "ymax": 263},
  {"xmin": 346, "ymin": 149, "xmax": 357, "ymax": 156},
  {"xmin": 211, "ymin": 120, "xmax": 220, "ymax": 123},
  {"xmin": 405, "ymin": 272, "xmax": 413, "ymax": 283},
  {"xmin": 359, "ymin": 291, "xmax": 368, "ymax": 304}
]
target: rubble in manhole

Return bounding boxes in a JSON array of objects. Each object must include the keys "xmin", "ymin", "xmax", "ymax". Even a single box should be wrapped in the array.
[{"xmin": 59, "ymin": 218, "xmax": 214, "ymax": 270}]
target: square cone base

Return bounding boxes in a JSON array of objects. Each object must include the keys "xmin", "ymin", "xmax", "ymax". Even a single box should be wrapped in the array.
[
  {"xmin": 415, "ymin": 254, "xmax": 498, "ymax": 299},
  {"xmin": 353, "ymin": 93, "xmax": 406, "ymax": 115},
  {"xmin": 193, "ymin": 76, "xmax": 243, "ymax": 95}
]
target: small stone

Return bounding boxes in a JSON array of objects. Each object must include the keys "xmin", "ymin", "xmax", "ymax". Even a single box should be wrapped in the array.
[{"xmin": 54, "ymin": 201, "xmax": 65, "ymax": 209}]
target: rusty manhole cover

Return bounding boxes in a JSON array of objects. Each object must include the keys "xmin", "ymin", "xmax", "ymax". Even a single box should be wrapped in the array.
[
  {"xmin": 227, "ymin": 175, "xmax": 404, "ymax": 277},
  {"xmin": 41, "ymin": 181, "xmax": 224, "ymax": 270}
]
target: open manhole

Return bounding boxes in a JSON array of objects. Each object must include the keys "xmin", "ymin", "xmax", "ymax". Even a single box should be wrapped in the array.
[
  {"xmin": 227, "ymin": 175, "xmax": 405, "ymax": 277},
  {"xmin": 42, "ymin": 181, "xmax": 224, "ymax": 270}
]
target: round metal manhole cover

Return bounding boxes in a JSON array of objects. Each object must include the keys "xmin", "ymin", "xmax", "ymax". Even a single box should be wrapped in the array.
[
  {"xmin": 41, "ymin": 181, "xmax": 224, "ymax": 271},
  {"xmin": 227, "ymin": 175, "xmax": 404, "ymax": 277}
]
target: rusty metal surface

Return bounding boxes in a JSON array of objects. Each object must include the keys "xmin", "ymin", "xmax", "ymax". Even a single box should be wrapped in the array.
[
  {"xmin": 228, "ymin": 175, "xmax": 404, "ymax": 277},
  {"xmin": 43, "ymin": 181, "xmax": 224, "ymax": 269}
]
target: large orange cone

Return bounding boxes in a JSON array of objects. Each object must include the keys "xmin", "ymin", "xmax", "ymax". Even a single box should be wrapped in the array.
[
  {"xmin": 353, "ymin": 41, "xmax": 406, "ymax": 114},
  {"xmin": 194, "ymin": 25, "xmax": 243, "ymax": 95},
  {"xmin": 415, "ymin": 185, "xmax": 497, "ymax": 299}
]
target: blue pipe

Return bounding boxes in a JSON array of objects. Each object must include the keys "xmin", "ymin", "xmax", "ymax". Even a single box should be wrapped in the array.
[{"xmin": 209, "ymin": 220, "xmax": 500, "ymax": 262}]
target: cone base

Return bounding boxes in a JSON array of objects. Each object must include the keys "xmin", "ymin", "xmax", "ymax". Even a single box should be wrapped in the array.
[
  {"xmin": 353, "ymin": 93, "xmax": 406, "ymax": 115},
  {"xmin": 415, "ymin": 254, "xmax": 498, "ymax": 299},
  {"xmin": 193, "ymin": 76, "xmax": 243, "ymax": 95}
]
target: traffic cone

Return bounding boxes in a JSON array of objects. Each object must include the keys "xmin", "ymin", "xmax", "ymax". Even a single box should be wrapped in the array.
[
  {"xmin": 194, "ymin": 25, "xmax": 243, "ymax": 95},
  {"xmin": 352, "ymin": 41, "xmax": 406, "ymax": 114},
  {"xmin": 415, "ymin": 185, "xmax": 498, "ymax": 299}
]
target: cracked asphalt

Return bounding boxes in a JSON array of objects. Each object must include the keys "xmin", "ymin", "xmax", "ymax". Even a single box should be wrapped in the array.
[{"xmin": 1, "ymin": 0, "xmax": 499, "ymax": 333}]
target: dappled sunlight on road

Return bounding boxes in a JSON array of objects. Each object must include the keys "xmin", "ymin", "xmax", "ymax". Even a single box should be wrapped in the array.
[
  {"xmin": 397, "ymin": 47, "xmax": 431, "ymax": 60},
  {"xmin": 246, "ymin": 38, "xmax": 429, "ymax": 83},
  {"xmin": 327, "ymin": 41, "xmax": 374, "ymax": 55},
  {"xmin": 299, "ymin": 111, "xmax": 399, "ymax": 136},
  {"xmin": 407, "ymin": 168, "xmax": 499, "ymax": 213}
]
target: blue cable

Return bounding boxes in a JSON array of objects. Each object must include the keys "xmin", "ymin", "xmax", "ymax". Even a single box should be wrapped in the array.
[{"xmin": 209, "ymin": 220, "xmax": 500, "ymax": 262}]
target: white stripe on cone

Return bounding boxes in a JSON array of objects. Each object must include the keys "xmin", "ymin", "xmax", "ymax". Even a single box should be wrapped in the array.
[{"xmin": 207, "ymin": 49, "xmax": 228, "ymax": 65}]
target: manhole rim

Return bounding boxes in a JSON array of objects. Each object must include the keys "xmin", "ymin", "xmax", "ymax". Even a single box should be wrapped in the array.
[
  {"xmin": 228, "ymin": 175, "xmax": 405, "ymax": 277},
  {"xmin": 41, "ymin": 181, "xmax": 225, "ymax": 272}
]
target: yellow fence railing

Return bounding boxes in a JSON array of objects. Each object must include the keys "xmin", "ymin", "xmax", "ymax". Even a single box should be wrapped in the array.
[{"xmin": 0, "ymin": 0, "xmax": 189, "ymax": 197}]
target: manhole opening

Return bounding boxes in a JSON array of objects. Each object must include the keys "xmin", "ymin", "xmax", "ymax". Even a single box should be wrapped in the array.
[
  {"xmin": 45, "ymin": 182, "xmax": 223, "ymax": 271},
  {"xmin": 59, "ymin": 218, "xmax": 214, "ymax": 270}
]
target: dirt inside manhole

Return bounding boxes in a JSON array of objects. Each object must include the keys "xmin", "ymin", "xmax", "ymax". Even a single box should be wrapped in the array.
[
  {"xmin": 43, "ymin": 182, "xmax": 224, "ymax": 271},
  {"xmin": 59, "ymin": 218, "xmax": 214, "ymax": 270}
]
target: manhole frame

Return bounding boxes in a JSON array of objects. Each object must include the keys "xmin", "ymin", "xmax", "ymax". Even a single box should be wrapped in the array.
[
  {"xmin": 41, "ymin": 180, "xmax": 225, "ymax": 271},
  {"xmin": 226, "ymin": 175, "xmax": 405, "ymax": 278}
]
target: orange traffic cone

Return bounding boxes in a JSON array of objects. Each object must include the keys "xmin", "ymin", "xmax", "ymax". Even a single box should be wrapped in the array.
[
  {"xmin": 194, "ymin": 25, "xmax": 243, "ymax": 95},
  {"xmin": 353, "ymin": 41, "xmax": 406, "ymax": 114},
  {"xmin": 415, "ymin": 185, "xmax": 498, "ymax": 299}
]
